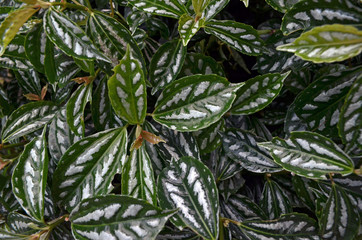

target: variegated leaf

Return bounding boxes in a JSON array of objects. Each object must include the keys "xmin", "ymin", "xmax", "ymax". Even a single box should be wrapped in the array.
[
  {"xmin": 338, "ymin": 73, "xmax": 362, "ymax": 149},
  {"xmin": 14, "ymin": 69, "xmax": 41, "ymax": 95},
  {"xmin": 108, "ymin": 46, "xmax": 147, "ymax": 125},
  {"xmin": 222, "ymin": 129, "xmax": 281, "ymax": 173},
  {"xmin": 11, "ymin": 127, "xmax": 48, "ymax": 222},
  {"xmin": 178, "ymin": 52, "xmax": 225, "ymax": 78},
  {"xmin": 277, "ymin": 24, "xmax": 362, "ymax": 63},
  {"xmin": 70, "ymin": 195, "xmax": 177, "ymax": 240},
  {"xmin": 284, "ymin": 102, "xmax": 308, "ymax": 137},
  {"xmin": 158, "ymin": 156, "xmax": 219, "ymax": 240},
  {"xmin": 204, "ymin": 19, "xmax": 263, "ymax": 56},
  {"xmin": 122, "ymin": 144, "xmax": 157, "ymax": 205},
  {"xmin": 0, "ymin": 175, "xmax": 20, "ymax": 214},
  {"xmin": 0, "ymin": 35, "xmax": 32, "ymax": 70},
  {"xmin": 1, "ymin": 101, "xmax": 58, "ymax": 142},
  {"xmin": 192, "ymin": 0, "xmax": 210, "ymax": 16},
  {"xmin": 218, "ymin": 172, "xmax": 245, "ymax": 201},
  {"xmin": 265, "ymin": 0, "xmax": 299, "ymax": 13},
  {"xmin": 281, "ymin": 0, "xmax": 362, "ymax": 35},
  {"xmin": 92, "ymin": 75, "xmax": 123, "ymax": 131},
  {"xmin": 0, "ymin": 228, "xmax": 28, "ymax": 240},
  {"xmin": 52, "ymin": 127, "xmax": 127, "ymax": 212},
  {"xmin": 178, "ymin": 14, "xmax": 204, "ymax": 46},
  {"xmin": 260, "ymin": 180, "xmax": 293, "ymax": 220},
  {"xmin": 293, "ymin": 66, "xmax": 361, "ymax": 137},
  {"xmin": 6, "ymin": 212, "xmax": 44, "ymax": 235},
  {"xmin": 24, "ymin": 23, "xmax": 46, "ymax": 73},
  {"xmin": 216, "ymin": 150, "xmax": 243, "ymax": 181},
  {"xmin": 153, "ymin": 74, "xmax": 243, "ymax": 132},
  {"xmin": 201, "ymin": 0, "xmax": 229, "ymax": 21},
  {"xmin": 0, "ymin": 6, "xmax": 38, "ymax": 56},
  {"xmin": 127, "ymin": 9, "xmax": 148, "ymax": 34},
  {"xmin": 66, "ymin": 83, "xmax": 92, "ymax": 137},
  {"xmin": 292, "ymin": 175, "xmax": 318, "ymax": 210},
  {"xmin": 194, "ymin": 119, "xmax": 224, "ymax": 154},
  {"xmin": 238, "ymin": 213, "xmax": 319, "ymax": 239},
  {"xmin": 128, "ymin": 0, "xmax": 188, "ymax": 19},
  {"xmin": 259, "ymin": 131, "xmax": 355, "ymax": 179},
  {"xmin": 319, "ymin": 184, "xmax": 360, "ymax": 239},
  {"xmin": 44, "ymin": 8, "xmax": 109, "ymax": 62},
  {"xmin": 87, "ymin": 11, "xmax": 146, "ymax": 73},
  {"xmin": 149, "ymin": 39, "xmax": 186, "ymax": 95},
  {"xmin": 73, "ymin": 58, "xmax": 95, "ymax": 75},
  {"xmin": 231, "ymin": 72, "xmax": 289, "ymax": 115}
]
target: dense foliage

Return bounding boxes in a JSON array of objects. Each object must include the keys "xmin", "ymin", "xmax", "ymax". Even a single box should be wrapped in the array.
[{"xmin": 0, "ymin": 0, "xmax": 361, "ymax": 239}]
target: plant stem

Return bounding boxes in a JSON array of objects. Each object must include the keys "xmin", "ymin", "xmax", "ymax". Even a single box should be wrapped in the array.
[
  {"xmin": 110, "ymin": 0, "xmax": 114, "ymax": 17},
  {"xmin": 51, "ymin": 2, "xmax": 90, "ymax": 12},
  {"xmin": 220, "ymin": 217, "xmax": 241, "ymax": 227},
  {"xmin": 0, "ymin": 141, "xmax": 28, "ymax": 150}
]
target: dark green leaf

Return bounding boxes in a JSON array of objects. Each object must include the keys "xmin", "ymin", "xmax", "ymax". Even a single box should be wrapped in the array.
[
  {"xmin": 178, "ymin": 53, "xmax": 225, "ymax": 78},
  {"xmin": 6, "ymin": 212, "xmax": 44, "ymax": 235},
  {"xmin": 128, "ymin": 0, "xmax": 188, "ymax": 19},
  {"xmin": 201, "ymin": 0, "xmax": 229, "ymax": 21},
  {"xmin": 194, "ymin": 119, "xmax": 224, "ymax": 154},
  {"xmin": 24, "ymin": 23, "xmax": 46, "ymax": 73},
  {"xmin": 14, "ymin": 69, "xmax": 41, "ymax": 95},
  {"xmin": 178, "ymin": 14, "xmax": 204, "ymax": 46},
  {"xmin": 265, "ymin": 0, "xmax": 299, "ymax": 13}
]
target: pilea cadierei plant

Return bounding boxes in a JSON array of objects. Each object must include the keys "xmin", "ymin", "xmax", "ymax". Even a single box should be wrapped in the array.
[{"xmin": 0, "ymin": 0, "xmax": 361, "ymax": 239}]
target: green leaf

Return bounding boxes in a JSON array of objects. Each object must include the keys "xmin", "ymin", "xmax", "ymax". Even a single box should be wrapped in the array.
[
  {"xmin": 201, "ymin": 0, "xmax": 229, "ymax": 21},
  {"xmin": 122, "ymin": 144, "xmax": 157, "ymax": 205},
  {"xmin": 292, "ymin": 66, "xmax": 361, "ymax": 137},
  {"xmin": 260, "ymin": 180, "xmax": 292, "ymax": 219},
  {"xmin": 128, "ymin": 0, "xmax": 188, "ymax": 19},
  {"xmin": 231, "ymin": 72, "xmax": 290, "ymax": 115},
  {"xmin": 0, "ymin": 6, "xmax": 38, "ymax": 56},
  {"xmin": 204, "ymin": 19, "xmax": 263, "ymax": 56},
  {"xmin": 70, "ymin": 195, "xmax": 177, "ymax": 240},
  {"xmin": 178, "ymin": 14, "xmax": 204, "ymax": 46},
  {"xmin": 14, "ymin": 69, "xmax": 41, "ymax": 95},
  {"xmin": 178, "ymin": 53, "xmax": 225, "ymax": 78},
  {"xmin": 153, "ymin": 74, "xmax": 243, "ymax": 132},
  {"xmin": 66, "ymin": 83, "xmax": 92, "ymax": 137},
  {"xmin": 218, "ymin": 172, "xmax": 245, "ymax": 201},
  {"xmin": 319, "ymin": 184, "xmax": 360, "ymax": 239},
  {"xmin": 0, "ymin": 228, "xmax": 28, "ymax": 240},
  {"xmin": 73, "ymin": 58, "xmax": 95, "ymax": 75},
  {"xmin": 292, "ymin": 175, "xmax": 318, "ymax": 210},
  {"xmin": 0, "ymin": 35, "xmax": 32, "ymax": 70},
  {"xmin": 194, "ymin": 119, "xmax": 224, "ymax": 154},
  {"xmin": 280, "ymin": 0, "xmax": 362, "ymax": 35},
  {"xmin": 265, "ymin": 0, "xmax": 299, "ymax": 13},
  {"xmin": 52, "ymin": 127, "xmax": 127, "ymax": 212},
  {"xmin": 92, "ymin": 75, "xmax": 123, "ymax": 131},
  {"xmin": 6, "ymin": 212, "xmax": 44, "ymax": 235},
  {"xmin": 259, "ymin": 131, "xmax": 355, "ymax": 179},
  {"xmin": 108, "ymin": 46, "xmax": 147, "ymax": 125},
  {"xmin": 44, "ymin": 8, "xmax": 110, "ymax": 62},
  {"xmin": 11, "ymin": 127, "xmax": 48, "ymax": 222},
  {"xmin": 24, "ymin": 23, "xmax": 46, "ymax": 73},
  {"xmin": 238, "ymin": 213, "xmax": 319, "ymax": 239},
  {"xmin": 158, "ymin": 156, "xmax": 219, "ymax": 240},
  {"xmin": 338, "ymin": 73, "xmax": 362, "ymax": 149},
  {"xmin": 0, "ymin": 175, "xmax": 20, "ymax": 214},
  {"xmin": 149, "ymin": 39, "xmax": 186, "ymax": 95},
  {"xmin": 127, "ymin": 9, "xmax": 148, "ymax": 34},
  {"xmin": 277, "ymin": 24, "xmax": 362, "ymax": 63},
  {"xmin": 87, "ymin": 11, "xmax": 146, "ymax": 73},
  {"xmin": 192, "ymin": 0, "xmax": 210, "ymax": 16},
  {"xmin": 222, "ymin": 129, "xmax": 281, "ymax": 173},
  {"xmin": 1, "ymin": 101, "xmax": 59, "ymax": 142},
  {"xmin": 216, "ymin": 150, "xmax": 243, "ymax": 181}
]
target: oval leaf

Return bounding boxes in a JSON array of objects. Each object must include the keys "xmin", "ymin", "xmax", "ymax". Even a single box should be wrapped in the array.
[
  {"xmin": 11, "ymin": 128, "xmax": 48, "ymax": 222},
  {"xmin": 158, "ymin": 156, "xmax": 219, "ymax": 240},
  {"xmin": 178, "ymin": 14, "xmax": 204, "ymax": 46},
  {"xmin": 179, "ymin": 52, "xmax": 225, "ymax": 78},
  {"xmin": 70, "ymin": 195, "xmax": 177, "ymax": 240},
  {"xmin": 259, "ymin": 131, "xmax": 355, "ymax": 179},
  {"xmin": 153, "ymin": 74, "xmax": 243, "ymax": 132},
  {"xmin": 128, "ymin": 0, "xmax": 188, "ymax": 19},
  {"xmin": 231, "ymin": 72, "xmax": 290, "ymax": 115},
  {"xmin": 277, "ymin": 24, "xmax": 362, "ymax": 63},
  {"xmin": 108, "ymin": 46, "xmax": 147, "ymax": 125},
  {"xmin": 52, "ymin": 127, "xmax": 127, "ymax": 212},
  {"xmin": 1, "ymin": 101, "xmax": 58, "ymax": 142}
]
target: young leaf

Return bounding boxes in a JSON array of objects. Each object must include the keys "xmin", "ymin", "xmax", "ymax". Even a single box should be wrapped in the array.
[
  {"xmin": 66, "ymin": 83, "xmax": 92, "ymax": 137},
  {"xmin": 260, "ymin": 180, "xmax": 293, "ymax": 219},
  {"xmin": 222, "ymin": 129, "xmax": 281, "ymax": 173},
  {"xmin": 149, "ymin": 39, "xmax": 186, "ymax": 95},
  {"xmin": 128, "ymin": 0, "xmax": 188, "ymax": 19},
  {"xmin": 178, "ymin": 14, "xmax": 204, "ymax": 46},
  {"xmin": 239, "ymin": 213, "xmax": 319, "ymax": 239},
  {"xmin": 52, "ymin": 127, "xmax": 127, "ymax": 212},
  {"xmin": 108, "ymin": 46, "xmax": 147, "ymax": 125},
  {"xmin": 231, "ymin": 72, "xmax": 290, "ymax": 115},
  {"xmin": 192, "ymin": 0, "xmax": 210, "ymax": 16},
  {"xmin": 158, "ymin": 156, "xmax": 219, "ymax": 240},
  {"xmin": 153, "ymin": 74, "xmax": 243, "ymax": 132},
  {"xmin": 122, "ymin": 144, "xmax": 157, "ymax": 205},
  {"xmin": 204, "ymin": 19, "xmax": 263, "ymax": 56},
  {"xmin": 281, "ymin": 0, "xmax": 362, "ymax": 35},
  {"xmin": 1, "ymin": 101, "xmax": 59, "ymax": 142},
  {"xmin": 259, "ymin": 131, "xmax": 355, "ymax": 179},
  {"xmin": 0, "ymin": 6, "xmax": 39, "ymax": 56},
  {"xmin": 44, "ymin": 8, "xmax": 110, "ymax": 62},
  {"xmin": 11, "ymin": 127, "xmax": 48, "ymax": 222},
  {"xmin": 292, "ymin": 66, "xmax": 361, "ymax": 137},
  {"xmin": 70, "ymin": 195, "xmax": 177, "ymax": 240},
  {"xmin": 338, "ymin": 74, "xmax": 362, "ymax": 149},
  {"xmin": 24, "ymin": 23, "xmax": 46, "ymax": 73},
  {"xmin": 277, "ymin": 24, "xmax": 362, "ymax": 63},
  {"xmin": 319, "ymin": 184, "xmax": 360, "ymax": 239}
]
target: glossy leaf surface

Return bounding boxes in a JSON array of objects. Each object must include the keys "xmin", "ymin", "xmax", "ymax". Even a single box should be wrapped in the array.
[
  {"xmin": 128, "ymin": 0, "xmax": 188, "ymax": 18},
  {"xmin": 178, "ymin": 14, "xmax": 204, "ymax": 46}
]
